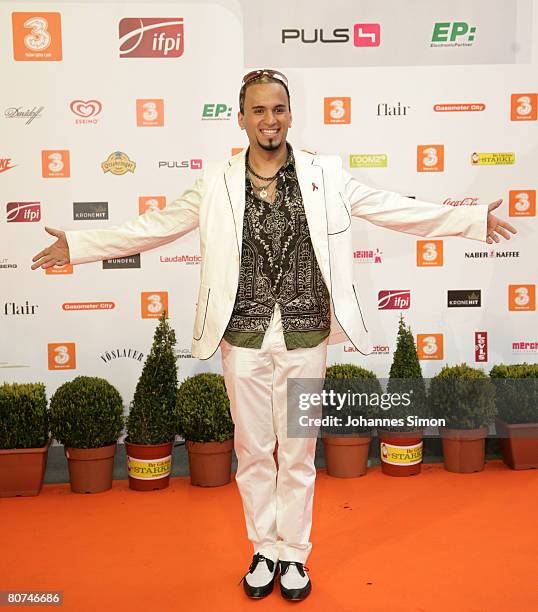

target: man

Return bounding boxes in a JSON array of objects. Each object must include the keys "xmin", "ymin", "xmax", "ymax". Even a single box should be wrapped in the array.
[{"xmin": 32, "ymin": 69, "xmax": 516, "ymax": 602}]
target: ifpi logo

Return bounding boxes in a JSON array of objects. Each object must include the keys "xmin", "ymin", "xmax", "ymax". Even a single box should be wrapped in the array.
[
  {"xmin": 509, "ymin": 190, "xmax": 536, "ymax": 217},
  {"xmin": 7, "ymin": 202, "xmax": 41, "ymax": 223},
  {"xmin": 417, "ymin": 334, "xmax": 444, "ymax": 360},
  {"xmin": 41, "ymin": 150, "xmax": 70, "ymax": 178},
  {"xmin": 353, "ymin": 24, "xmax": 380, "ymax": 47},
  {"xmin": 139, "ymin": 196, "xmax": 166, "ymax": 215},
  {"xmin": 141, "ymin": 292, "xmax": 169, "ymax": 318},
  {"xmin": 508, "ymin": 285, "xmax": 536, "ymax": 311},
  {"xmin": 416, "ymin": 240, "xmax": 443, "ymax": 267},
  {"xmin": 136, "ymin": 99, "xmax": 164, "ymax": 127},
  {"xmin": 510, "ymin": 94, "xmax": 537, "ymax": 121},
  {"xmin": 475, "ymin": 332, "xmax": 488, "ymax": 362},
  {"xmin": 324, "ymin": 98, "xmax": 351, "ymax": 124},
  {"xmin": 119, "ymin": 18, "xmax": 184, "ymax": 58},
  {"xmin": 417, "ymin": 145, "xmax": 444, "ymax": 172},
  {"xmin": 70, "ymin": 100, "xmax": 102, "ymax": 118},
  {"xmin": 48, "ymin": 343, "xmax": 76, "ymax": 370},
  {"xmin": 12, "ymin": 12, "xmax": 62, "ymax": 61},
  {"xmin": 378, "ymin": 290, "xmax": 410, "ymax": 310}
]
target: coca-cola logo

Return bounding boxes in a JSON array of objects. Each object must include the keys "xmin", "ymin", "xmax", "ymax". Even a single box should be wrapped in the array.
[
  {"xmin": 443, "ymin": 197, "xmax": 479, "ymax": 206},
  {"xmin": 69, "ymin": 100, "xmax": 102, "ymax": 118}
]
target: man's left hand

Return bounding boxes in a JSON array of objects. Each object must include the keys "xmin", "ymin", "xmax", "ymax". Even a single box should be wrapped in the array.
[{"xmin": 486, "ymin": 199, "xmax": 517, "ymax": 244}]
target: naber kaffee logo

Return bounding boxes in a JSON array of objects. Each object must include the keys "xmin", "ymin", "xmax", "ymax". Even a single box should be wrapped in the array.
[
  {"xmin": 464, "ymin": 249, "xmax": 520, "ymax": 260},
  {"xmin": 471, "ymin": 152, "xmax": 515, "ymax": 166},
  {"xmin": 119, "ymin": 18, "xmax": 184, "ymax": 58},
  {"xmin": 101, "ymin": 152, "xmax": 136, "ymax": 175},
  {"xmin": 4, "ymin": 106, "xmax": 44, "ymax": 124},
  {"xmin": 73, "ymin": 202, "xmax": 108, "ymax": 220},
  {"xmin": 447, "ymin": 290, "xmax": 481, "ymax": 307}
]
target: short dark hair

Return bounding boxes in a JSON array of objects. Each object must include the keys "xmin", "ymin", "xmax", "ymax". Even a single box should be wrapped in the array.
[{"xmin": 239, "ymin": 75, "xmax": 291, "ymax": 114}]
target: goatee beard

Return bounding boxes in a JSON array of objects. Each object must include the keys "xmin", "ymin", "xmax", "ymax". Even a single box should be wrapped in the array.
[{"xmin": 257, "ymin": 137, "xmax": 281, "ymax": 152}]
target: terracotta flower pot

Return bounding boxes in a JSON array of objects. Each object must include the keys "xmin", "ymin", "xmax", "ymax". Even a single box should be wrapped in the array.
[
  {"xmin": 0, "ymin": 437, "xmax": 51, "ymax": 497},
  {"xmin": 378, "ymin": 430, "xmax": 423, "ymax": 477},
  {"xmin": 322, "ymin": 434, "xmax": 371, "ymax": 478},
  {"xmin": 439, "ymin": 427, "xmax": 488, "ymax": 473},
  {"xmin": 186, "ymin": 438, "xmax": 234, "ymax": 487},
  {"xmin": 65, "ymin": 443, "xmax": 117, "ymax": 493},
  {"xmin": 496, "ymin": 418, "xmax": 538, "ymax": 470},
  {"xmin": 124, "ymin": 440, "xmax": 174, "ymax": 491}
]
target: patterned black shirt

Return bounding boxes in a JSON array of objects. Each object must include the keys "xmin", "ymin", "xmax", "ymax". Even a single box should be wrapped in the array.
[{"xmin": 223, "ymin": 145, "xmax": 331, "ymax": 349}]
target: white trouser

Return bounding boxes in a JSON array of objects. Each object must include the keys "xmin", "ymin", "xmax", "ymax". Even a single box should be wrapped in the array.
[{"xmin": 220, "ymin": 305, "xmax": 328, "ymax": 564}]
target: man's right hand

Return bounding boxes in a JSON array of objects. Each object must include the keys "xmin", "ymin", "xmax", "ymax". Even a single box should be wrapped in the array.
[{"xmin": 31, "ymin": 227, "xmax": 70, "ymax": 270}]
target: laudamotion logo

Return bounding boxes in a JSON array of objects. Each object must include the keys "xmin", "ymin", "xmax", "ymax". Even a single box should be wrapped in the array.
[
  {"xmin": 324, "ymin": 97, "xmax": 351, "ymax": 124},
  {"xmin": 101, "ymin": 152, "xmax": 136, "ymax": 175},
  {"xmin": 471, "ymin": 152, "xmax": 515, "ymax": 166},
  {"xmin": 416, "ymin": 240, "xmax": 443, "ymax": 267},
  {"xmin": 417, "ymin": 145, "xmax": 444, "ymax": 172},
  {"xmin": 119, "ymin": 18, "xmax": 184, "ymax": 58},
  {"xmin": 510, "ymin": 93, "xmax": 537, "ymax": 121},
  {"xmin": 12, "ymin": 12, "xmax": 62, "ymax": 61},
  {"xmin": 350, "ymin": 154, "xmax": 387, "ymax": 168},
  {"xmin": 509, "ymin": 190, "xmax": 536, "ymax": 217}
]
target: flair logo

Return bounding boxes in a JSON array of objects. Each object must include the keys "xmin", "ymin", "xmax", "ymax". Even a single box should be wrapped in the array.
[
  {"xmin": 378, "ymin": 290, "xmax": 410, "ymax": 310},
  {"xmin": 431, "ymin": 22, "xmax": 477, "ymax": 46},
  {"xmin": 141, "ymin": 292, "xmax": 168, "ymax": 318},
  {"xmin": 202, "ymin": 104, "xmax": 232, "ymax": 120},
  {"xmin": 417, "ymin": 334, "xmax": 444, "ymax": 360},
  {"xmin": 119, "ymin": 18, "xmax": 184, "ymax": 58},
  {"xmin": 136, "ymin": 99, "xmax": 164, "ymax": 127},
  {"xmin": 475, "ymin": 332, "xmax": 488, "ymax": 362},
  {"xmin": 509, "ymin": 190, "xmax": 536, "ymax": 217},
  {"xmin": 353, "ymin": 24, "xmax": 380, "ymax": 47},
  {"xmin": 7, "ymin": 202, "xmax": 41, "ymax": 223},
  {"xmin": 12, "ymin": 12, "xmax": 62, "ymax": 61},
  {"xmin": 417, "ymin": 145, "xmax": 444, "ymax": 172},
  {"xmin": 416, "ymin": 240, "xmax": 443, "ymax": 267},
  {"xmin": 324, "ymin": 98, "xmax": 351, "ymax": 124},
  {"xmin": 510, "ymin": 94, "xmax": 537, "ymax": 121}
]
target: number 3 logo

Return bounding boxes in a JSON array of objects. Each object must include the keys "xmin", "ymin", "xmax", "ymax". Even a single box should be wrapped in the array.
[
  {"xmin": 48, "ymin": 152, "xmax": 64, "ymax": 173},
  {"xmin": 23, "ymin": 17, "xmax": 51, "ymax": 51},
  {"xmin": 422, "ymin": 147, "xmax": 438, "ymax": 167},
  {"xmin": 330, "ymin": 100, "xmax": 345, "ymax": 120},
  {"xmin": 422, "ymin": 242, "xmax": 438, "ymax": 262}
]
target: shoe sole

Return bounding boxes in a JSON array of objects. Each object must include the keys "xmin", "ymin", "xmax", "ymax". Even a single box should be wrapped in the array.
[{"xmin": 243, "ymin": 570, "xmax": 279, "ymax": 599}]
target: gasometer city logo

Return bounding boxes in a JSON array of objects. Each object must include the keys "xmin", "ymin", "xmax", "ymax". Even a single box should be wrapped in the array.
[
  {"xmin": 471, "ymin": 152, "xmax": 515, "ymax": 166},
  {"xmin": 431, "ymin": 22, "xmax": 477, "ymax": 47},
  {"xmin": 350, "ymin": 154, "xmax": 387, "ymax": 168},
  {"xmin": 101, "ymin": 152, "xmax": 136, "ymax": 175}
]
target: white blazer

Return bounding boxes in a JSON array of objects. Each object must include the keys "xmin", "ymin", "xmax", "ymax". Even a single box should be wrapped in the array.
[{"xmin": 66, "ymin": 148, "xmax": 487, "ymax": 359}]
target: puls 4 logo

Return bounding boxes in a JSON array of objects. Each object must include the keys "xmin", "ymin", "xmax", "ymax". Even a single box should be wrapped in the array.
[{"xmin": 282, "ymin": 23, "xmax": 380, "ymax": 47}]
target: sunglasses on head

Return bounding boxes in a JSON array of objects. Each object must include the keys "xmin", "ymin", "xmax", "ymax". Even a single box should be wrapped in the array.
[{"xmin": 241, "ymin": 69, "xmax": 288, "ymax": 88}]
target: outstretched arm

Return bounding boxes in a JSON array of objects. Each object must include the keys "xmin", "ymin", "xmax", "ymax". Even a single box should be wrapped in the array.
[{"xmin": 31, "ymin": 177, "xmax": 203, "ymax": 269}]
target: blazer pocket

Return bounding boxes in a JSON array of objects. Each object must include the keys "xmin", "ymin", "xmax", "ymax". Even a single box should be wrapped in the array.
[
  {"xmin": 193, "ymin": 284, "xmax": 210, "ymax": 341},
  {"xmin": 327, "ymin": 193, "xmax": 351, "ymax": 235}
]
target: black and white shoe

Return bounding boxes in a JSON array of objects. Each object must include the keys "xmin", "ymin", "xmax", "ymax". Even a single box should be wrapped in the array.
[
  {"xmin": 239, "ymin": 553, "xmax": 279, "ymax": 599},
  {"xmin": 279, "ymin": 560, "xmax": 312, "ymax": 601}
]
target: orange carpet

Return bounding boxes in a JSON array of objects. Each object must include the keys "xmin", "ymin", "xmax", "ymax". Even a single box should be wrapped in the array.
[{"xmin": 1, "ymin": 460, "xmax": 536, "ymax": 612}]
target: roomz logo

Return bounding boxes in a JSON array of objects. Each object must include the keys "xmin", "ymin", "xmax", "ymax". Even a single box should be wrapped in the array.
[{"xmin": 282, "ymin": 23, "xmax": 380, "ymax": 47}]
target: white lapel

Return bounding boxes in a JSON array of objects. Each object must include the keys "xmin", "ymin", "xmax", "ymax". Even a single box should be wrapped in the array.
[
  {"xmin": 294, "ymin": 149, "xmax": 330, "ymax": 274},
  {"xmin": 223, "ymin": 149, "xmax": 246, "ymax": 255}
]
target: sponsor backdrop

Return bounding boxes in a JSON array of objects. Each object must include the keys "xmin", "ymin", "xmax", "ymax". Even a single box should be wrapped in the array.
[{"xmin": 1, "ymin": 1, "xmax": 537, "ymax": 429}]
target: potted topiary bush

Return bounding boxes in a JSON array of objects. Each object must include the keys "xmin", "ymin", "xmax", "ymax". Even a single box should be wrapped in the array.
[
  {"xmin": 490, "ymin": 363, "xmax": 538, "ymax": 469},
  {"xmin": 0, "ymin": 382, "xmax": 50, "ymax": 497},
  {"xmin": 379, "ymin": 315, "xmax": 428, "ymax": 477},
  {"xmin": 175, "ymin": 373, "xmax": 234, "ymax": 487},
  {"xmin": 125, "ymin": 311, "xmax": 179, "ymax": 491},
  {"xmin": 49, "ymin": 376, "xmax": 124, "ymax": 493},
  {"xmin": 322, "ymin": 364, "xmax": 382, "ymax": 478},
  {"xmin": 429, "ymin": 363, "xmax": 496, "ymax": 473}
]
